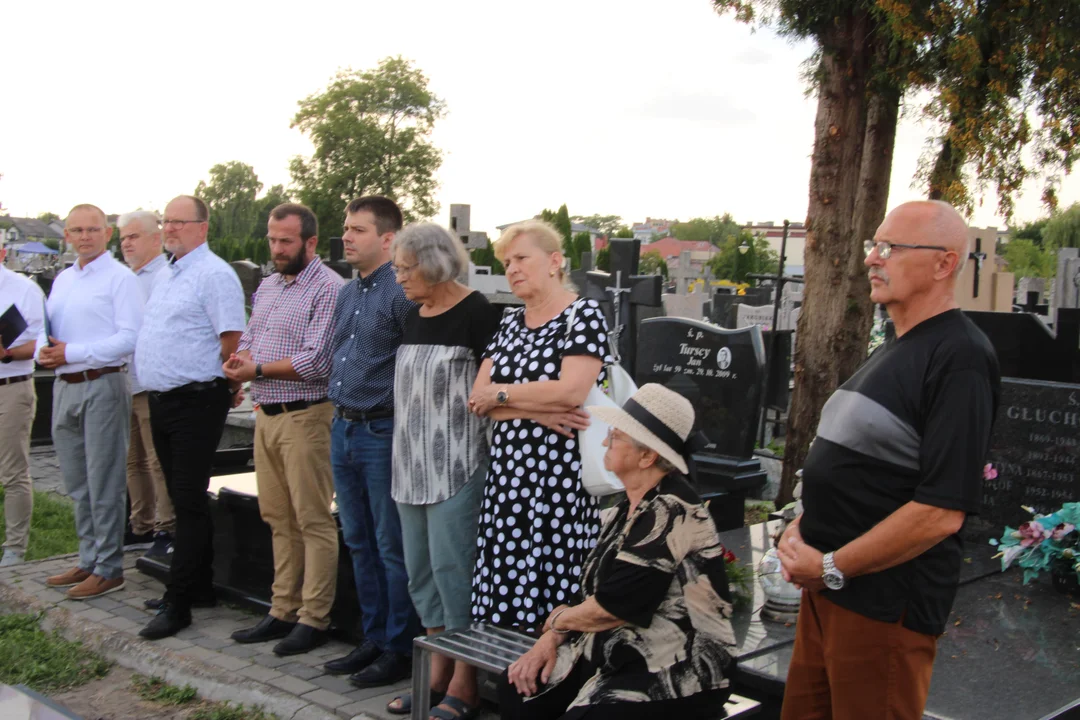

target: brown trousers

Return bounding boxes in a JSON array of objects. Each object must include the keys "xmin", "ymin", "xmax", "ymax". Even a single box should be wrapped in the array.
[
  {"xmin": 254, "ymin": 402, "xmax": 338, "ymax": 630},
  {"xmin": 0, "ymin": 379, "xmax": 35, "ymax": 554},
  {"xmin": 127, "ymin": 392, "xmax": 175, "ymax": 535},
  {"xmin": 782, "ymin": 590, "xmax": 938, "ymax": 720}
]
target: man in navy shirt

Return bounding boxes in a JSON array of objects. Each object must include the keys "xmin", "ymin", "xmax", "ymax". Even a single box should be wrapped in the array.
[
  {"xmin": 323, "ymin": 196, "xmax": 420, "ymax": 687},
  {"xmin": 777, "ymin": 200, "xmax": 999, "ymax": 719}
]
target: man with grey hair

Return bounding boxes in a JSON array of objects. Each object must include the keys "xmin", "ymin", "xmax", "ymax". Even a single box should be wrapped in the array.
[
  {"xmin": 118, "ymin": 211, "xmax": 174, "ymax": 558},
  {"xmin": 38, "ymin": 204, "xmax": 144, "ymax": 598},
  {"xmin": 777, "ymin": 200, "xmax": 1000, "ymax": 719},
  {"xmin": 0, "ymin": 234, "xmax": 46, "ymax": 567}
]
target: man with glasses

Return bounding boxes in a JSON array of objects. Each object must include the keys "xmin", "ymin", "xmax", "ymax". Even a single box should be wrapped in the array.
[
  {"xmin": 0, "ymin": 234, "xmax": 46, "ymax": 567},
  {"xmin": 118, "ymin": 211, "xmax": 174, "ymax": 559},
  {"xmin": 135, "ymin": 195, "xmax": 246, "ymax": 640},
  {"xmin": 776, "ymin": 200, "xmax": 1000, "ymax": 719},
  {"xmin": 39, "ymin": 204, "xmax": 144, "ymax": 599}
]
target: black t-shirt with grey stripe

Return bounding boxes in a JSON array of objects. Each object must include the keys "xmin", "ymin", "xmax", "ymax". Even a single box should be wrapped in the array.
[{"xmin": 800, "ymin": 309, "xmax": 1000, "ymax": 636}]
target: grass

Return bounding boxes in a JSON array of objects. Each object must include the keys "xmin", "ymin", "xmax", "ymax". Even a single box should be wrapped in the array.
[
  {"xmin": 744, "ymin": 499, "xmax": 776, "ymax": 526},
  {"xmin": 0, "ymin": 613, "xmax": 111, "ymax": 693},
  {"xmin": 189, "ymin": 702, "xmax": 279, "ymax": 720},
  {"xmin": 132, "ymin": 674, "xmax": 198, "ymax": 705},
  {"xmin": 0, "ymin": 486, "xmax": 79, "ymax": 561}
]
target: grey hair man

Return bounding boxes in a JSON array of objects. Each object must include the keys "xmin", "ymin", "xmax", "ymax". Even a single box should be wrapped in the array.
[{"xmin": 118, "ymin": 211, "xmax": 174, "ymax": 558}]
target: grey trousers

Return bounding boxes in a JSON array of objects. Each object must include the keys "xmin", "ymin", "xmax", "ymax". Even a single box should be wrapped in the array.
[{"xmin": 52, "ymin": 372, "xmax": 131, "ymax": 579}]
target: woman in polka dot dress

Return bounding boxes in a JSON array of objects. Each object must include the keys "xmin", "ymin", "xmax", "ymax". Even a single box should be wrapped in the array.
[{"xmin": 467, "ymin": 220, "xmax": 611, "ymax": 632}]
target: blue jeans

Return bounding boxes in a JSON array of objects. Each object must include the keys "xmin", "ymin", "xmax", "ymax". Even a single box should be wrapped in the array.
[{"xmin": 331, "ymin": 416, "xmax": 420, "ymax": 655}]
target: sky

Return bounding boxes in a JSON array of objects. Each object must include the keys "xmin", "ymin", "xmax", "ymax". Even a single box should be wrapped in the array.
[{"xmin": 2, "ymin": 0, "xmax": 1075, "ymax": 238}]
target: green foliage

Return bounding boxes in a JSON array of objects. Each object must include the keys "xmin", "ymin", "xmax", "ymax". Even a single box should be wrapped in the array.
[
  {"xmin": 1000, "ymin": 238, "xmax": 1056, "ymax": 278},
  {"xmin": 1043, "ymin": 203, "xmax": 1080, "ymax": 251},
  {"xmin": 671, "ymin": 214, "xmax": 742, "ymax": 246},
  {"xmin": 189, "ymin": 702, "xmax": 278, "ymax": 720},
  {"xmin": 195, "ymin": 161, "xmax": 264, "ymax": 242},
  {"xmin": 613, "ymin": 226, "xmax": 634, "ymax": 239},
  {"xmin": 36, "ymin": 212, "xmax": 60, "ymax": 224},
  {"xmin": 571, "ymin": 231, "xmax": 592, "ymax": 271},
  {"xmin": 1012, "ymin": 217, "xmax": 1050, "ymax": 248},
  {"xmin": 706, "ymin": 231, "xmax": 779, "ymax": 283},
  {"xmin": 639, "ymin": 250, "xmax": 669, "ymax": 278},
  {"xmin": 571, "ymin": 214, "xmax": 622, "ymax": 236},
  {"xmin": 253, "ymin": 185, "xmax": 292, "ymax": 240},
  {"xmin": 0, "ymin": 486, "xmax": 78, "ymax": 561},
  {"xmin": 209, "ymin": 237, "xmax": 270, "ymax": 265},
  {"xmin": 0, "ymin": 613, "xmax": 111, "ymax": 693},
  {"xmin": 290, "ymin": 56, "xmax": 446, "ymax": 251},
  {"xmin": 132, "ymin": 675, "xmax": 198, "ymax": 705},
  {"xmin": 470, "ymin": 239, "xmax": 505, "ymax": 274},
  {"xmin": 595, "ymin": 246, "xmax": 611, "ymax": 271},
  {"xmin": 42, "ymin": 238, "xmax": 60, "ymax": 251}
]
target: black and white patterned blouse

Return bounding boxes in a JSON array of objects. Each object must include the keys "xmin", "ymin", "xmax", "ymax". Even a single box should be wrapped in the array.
[{"xmin": 391, "ymin": 291, "xmax": 501, "ymax": 505}]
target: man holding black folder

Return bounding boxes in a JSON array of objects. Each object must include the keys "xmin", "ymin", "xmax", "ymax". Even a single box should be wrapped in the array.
[{"xmin": 0, "ymin": 236, "xmax": 46, "ymax": 567}]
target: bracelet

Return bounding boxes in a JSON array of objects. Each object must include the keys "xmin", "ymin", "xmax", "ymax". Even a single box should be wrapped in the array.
[{"xmin": 550, "ymin": 608, "xmax": 570, "ymax": 634}]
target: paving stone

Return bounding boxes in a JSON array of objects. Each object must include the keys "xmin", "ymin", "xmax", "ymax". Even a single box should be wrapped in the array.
[
  {"xmin": 201, "ymin": 651, "xmax": 251, "ymax": 672},
  {"xmin": 236, "ymin": 664, "xmax": 284, "ymax": 684},
  {"xmin": 192, "ymin": 635, "xmax": 231, "ymax": 650},
  {"xmin": 155, "ymin": 636, "xmax": 194, "ymax": 651},
  {"xmin": 273, "ymin": 674, "xmax": 318, "ymax": 696},
  {"xmin": 174, "ymin": 627, "xmax": 202, "ymax": 641},
  {"xmin": 220, "ymin": 644, "xmax": 259, "ymax": 659},
  {"xmin": 310, "ymin": 673, "xmax": 355, "ymax": 695},
  {"xmin": 113, "ymin": 605, "xmax": 151, "ymax": 622},
  {"xmin": 100, "ymin": 616, "xmax": 141, "ymax": 632},
  {"xmin": 279, "ymin": 662, "xmax": 324, "ymax": 680},
  {"xmin": 301, "ymin": 688, "xmax": 352, "ymax": 710},
  {"xmin": 345, "ymin": 683, "xmax": 410, "ymax": 703},
  {"xmin": 252, "ymin": 653, "xmax": 293, "ymax": 668},
  {"xmin": 73, "ymin": 607, "xmax": 112, "ymax": 623},
  {"xmin": 338, "ymin": 701, "xmax": 371, "ymax": 718},
  {"xmin": 83, "ymin": 596, "xmax": 124, "ymax": 612},
  {"xmin": 179, "ymin": 646, "xmax": 222, "ymax": 663}
]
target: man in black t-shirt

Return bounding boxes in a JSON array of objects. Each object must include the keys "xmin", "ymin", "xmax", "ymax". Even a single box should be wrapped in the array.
[{"xmin": 777, "ymin": 200, "xmax": 1000, "ymax": 720}]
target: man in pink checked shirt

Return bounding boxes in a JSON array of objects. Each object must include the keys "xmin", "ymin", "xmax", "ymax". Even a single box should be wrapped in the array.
[{"xmin": 222, "ymin": 203, "xmax": 342, "ymax": 656}]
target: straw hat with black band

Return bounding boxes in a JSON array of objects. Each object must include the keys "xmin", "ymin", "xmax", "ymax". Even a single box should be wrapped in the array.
[{"xmin": 588, "ymin": 383, "xmax": 708, "ymax": 476}]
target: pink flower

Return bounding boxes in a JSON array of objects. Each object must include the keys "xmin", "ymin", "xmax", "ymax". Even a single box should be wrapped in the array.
[
  {"xmin": 1051, "ymin": 523, "xmax": 1076, "ymax": 541},
  {"xmin": 983, "ymin": 463, "xmax": 998, "ymax": 481},
  {"xmin": 1015, "ymin": 522, "xmax": 1048, "ymax": 548}
]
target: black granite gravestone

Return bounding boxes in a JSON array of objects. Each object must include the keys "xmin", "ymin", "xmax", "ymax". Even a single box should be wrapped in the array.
[
  {"xmin": 230, "ymin": 260, "xmax": 262, "ymax": 308},
  {"xmin": 636, "ymin": 317, "xmax": 768, "ymax": 530},
  {"xmin": 966, "ymin": 308, "xmax": 1080, "ymax": 383},
  {"xmin": 327, "ymin": 236, "xmax": 353, "ymax": 280}
]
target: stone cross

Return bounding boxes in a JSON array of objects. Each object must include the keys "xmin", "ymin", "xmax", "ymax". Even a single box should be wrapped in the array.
[{"xmin": 969, "ymin": 236, "xmax": 987, "ymax": 299}]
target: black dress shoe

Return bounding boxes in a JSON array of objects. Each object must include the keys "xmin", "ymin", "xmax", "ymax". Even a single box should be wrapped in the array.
[
  {"xmin": 349, "ymin": 651, "xmax": 411, "ymax": 688},
  {"xmin": 231, "ymin": 615, "xmax": 297, "ymax": 644},
  {"xmin": 273, "ymin": 623, "xmax": 329, "ymax": 656},
  {"xmin": 324, "ymin": 639, "xmax": 382, "ymax": 675},
  {"xmin": 138, "ymin": 605, "xmax": 191, "ymax": 640},
  {"xmin": 144, "ymin": 594, "xmax": 216, "ymax": 610}
]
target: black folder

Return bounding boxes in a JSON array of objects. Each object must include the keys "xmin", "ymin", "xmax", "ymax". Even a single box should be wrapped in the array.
[{"xmin": 0, "ymin": 303, "xmax": 28, "ymax": 349}]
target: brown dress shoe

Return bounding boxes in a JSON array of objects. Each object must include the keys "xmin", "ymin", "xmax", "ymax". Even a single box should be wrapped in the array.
[
  {"xmin": 67, "ymin": 574, "xmax": 125, "ymax": 600},
  {"xmin": 45, "ymin": 567, "xmax": 92, "ymax": 588}
]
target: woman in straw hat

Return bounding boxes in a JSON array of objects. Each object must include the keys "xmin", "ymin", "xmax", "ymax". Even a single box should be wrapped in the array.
[{"xmin": 501, "ymin": 383, "xmax": 737, "ymax": 720}]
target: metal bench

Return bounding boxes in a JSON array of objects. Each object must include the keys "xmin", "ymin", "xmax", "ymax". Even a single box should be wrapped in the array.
[{"xmin": 412, "ymin": 625, "xmax": 762, "ymax": 719}]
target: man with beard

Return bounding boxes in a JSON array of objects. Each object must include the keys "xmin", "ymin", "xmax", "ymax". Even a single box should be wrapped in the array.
[{"xmin": 223, "ymin": 203, "xmax": 341, "ymax": 655}]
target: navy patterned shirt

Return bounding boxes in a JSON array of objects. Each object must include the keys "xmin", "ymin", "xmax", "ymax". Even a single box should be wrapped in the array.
[{"xmin": 327, "ymin": 261, "xmax": 415, "ymax": 412}]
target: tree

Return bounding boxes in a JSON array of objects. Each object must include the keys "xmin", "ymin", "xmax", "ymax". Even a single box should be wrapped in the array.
[
  {"xmin": 36, "ymin": 212, "xmax": 60, "ymax": 224},
  {"xmin": 672, "ymin": 214, "xmax": 743, "ymax": 246},
  {"xmin": 470, "ymin": 240, "xmax": 505, "ymax": 274},
  {"xmin": 253, "ymin": 185, "xmax": 291, "ymax": 240},
  {"xmin": 639, "ymin": 251, "xmax": 669, "ymax": 278},
  {"xmin": 571, "ymin": 231, "xmax": 592, "ymax": 270},
  {"xmin": 1012, "ymin": 218, "xmax": 1049, "ymax": 248},
  {"xmin": 596, "ymin": 246, "xmax": 611, "ymax": 271},
  {"xmin": 540, "ymin": 205, "xmax": 575, "ymax": 265},
  {"xmin": 1043, "ymin": 203, "xmax": 1080, "ymax": 251},
  {"xmin": 1000, "ymin": 239, "xmax": 1056, "ymax": 278},
  {"xmin": 195, "ymin": 161, "xmax": 263, "ymax": 242},
  {"xmin": 706, "ymin": 231, "xmax": 779, "ymax": 283},
  {"xmin": 290, "ymin": 56, "xmax": 446, "ymax": 250},
  {"xmin": 571, "ymin": 214, "xmax": 622, "ymax": 236},
  {"xmin": 613, "ymin": 226, "xmax": 634, "ymax": 239}
]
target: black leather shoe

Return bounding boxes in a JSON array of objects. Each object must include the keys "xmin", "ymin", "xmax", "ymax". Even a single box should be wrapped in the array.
[
  {"xmin": 231, "ymin": 615, "xmax": 297, "ymax": 644},
  {"xmin": 349, "ymin": 651, "xmax": 411, "ymax": 688},
  {"xmin": 273, "ymin": 623, "xmax": 329, "ymax": 656},
  {"xmin": 324, "ymin": 639, "xmax": 382, "ymax": 675},
  {"xmin": 144, "ymin": 594, "xmax": 216, "ymax": 610},
  {"xmin": 138, "ymin": 605, "xmax": 191, "ymax": 640}
]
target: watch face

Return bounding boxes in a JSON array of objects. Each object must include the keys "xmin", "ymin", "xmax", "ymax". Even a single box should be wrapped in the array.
[
  {"xmin": 823, "ymin": 572, "xmax": 844, "ymax": 591},
  {"xmin": 496, "ymin": 391, "xmax": 508, "ymax": 404}
]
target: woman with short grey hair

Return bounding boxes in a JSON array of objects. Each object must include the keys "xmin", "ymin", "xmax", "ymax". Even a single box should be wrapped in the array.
[{"xmin": 386, "ymin": 223, "xmax": 502, "ymax": 719}]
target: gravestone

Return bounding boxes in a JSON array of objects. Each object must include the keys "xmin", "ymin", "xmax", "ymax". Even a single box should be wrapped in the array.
[
  {"xmin": 636, "ymin": 317, "xmax": 767, "ymax": 530},
  {"xmin": 966, "ymin": 308, "xmax": 1080, "ymax": 383},
  {"xmin": 326, "ymin": 236, "xmax": 353, "ymax": 280},
  {"xmin": 570, "ymin": 251, "xmax": 593, "ymax": 293},
  {"xmin": 662, "ymin": 289, "xmax": 708, "ymax": 320},
  {"xmin": 1052, "ymin": 248, "xmax": 1080, "ymax": 319},
  {"xmin": 672, "ymin": 249, "xmax": 697, "ymax": 295},
  {"xmin": 737, "ymin": 303, "xmax": 776, "ymax": 329},
  {"xmin": 230, "ymin": 260, "xmax": 261, "ymax": 307}
]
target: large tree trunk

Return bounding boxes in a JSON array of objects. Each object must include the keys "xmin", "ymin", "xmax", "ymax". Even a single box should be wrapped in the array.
[{"xmin": 777, "ymin": 13, "xmax": 901, "ymax": 506}]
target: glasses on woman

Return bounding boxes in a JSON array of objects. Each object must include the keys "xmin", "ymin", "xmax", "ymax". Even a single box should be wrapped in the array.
[
  {"xmin": 392, "ymin": 262, "xmax": 418, "ymax": 277},
  {"xmin": 864, "ymin": 239, "xmax": 949, "ymax": 260}
]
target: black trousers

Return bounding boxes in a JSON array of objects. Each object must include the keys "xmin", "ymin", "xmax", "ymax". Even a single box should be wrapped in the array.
[{"xmin": 148, "ymin": 381, "xmax": 231, "ymax": 609}]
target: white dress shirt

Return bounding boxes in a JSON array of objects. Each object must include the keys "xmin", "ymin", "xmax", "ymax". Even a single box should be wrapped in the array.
[
  {"xmin": 136, "ymin": 243, "xmax": 246, "ymax": 392},
  {"xmin": 0, "ymin": 265, "xmax": 46, "ymax": 379},
  {"xmin": 36, "ymin": 252, "xmax": 143, "ymax": 375},
  {"xmin": 128, "ymin": 253, "xmax": 168, "ymax": 395}
]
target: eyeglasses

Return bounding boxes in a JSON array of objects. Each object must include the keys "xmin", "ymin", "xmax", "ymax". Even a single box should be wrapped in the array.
[
  {"xmin": 66, "ymin": 226, "xmax": 105, "ymax": 236},
  {"xmin": 864, "ymin": 240, "xmax": 950, "ymax": 260},
  {"xmin": 606, "ymin": 427, "xmax": 636, "ymax": 447},
  {"xmin": 392, "ymin": 262, "xmax": 419, "ymax": 277},
  {"xmin": 162, "ymin": 219, "xmax": 203, "ymax": 228}
]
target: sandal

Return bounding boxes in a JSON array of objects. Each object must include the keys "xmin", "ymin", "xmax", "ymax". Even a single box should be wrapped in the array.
[
  {"xmin": 387, "ymin": 689, "xmax": 446, "ymax": 716},
  {"xmin": 429, "ymin": 695, "xmax": 482, "ymax": 720}
]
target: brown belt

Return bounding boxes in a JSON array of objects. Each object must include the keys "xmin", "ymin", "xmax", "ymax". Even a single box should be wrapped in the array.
[
  {"xmin": 59, "ymin": 366, "xmax": 125, "ymax": 384},
  {"xmin": 0, "ymin": 374, "xmax": 31, "ymax": 386}
]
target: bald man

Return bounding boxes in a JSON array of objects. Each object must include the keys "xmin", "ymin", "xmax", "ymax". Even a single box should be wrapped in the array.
[{"xmin": 776, "ymin": 201, "xmax": 1000, "ymax": 719}]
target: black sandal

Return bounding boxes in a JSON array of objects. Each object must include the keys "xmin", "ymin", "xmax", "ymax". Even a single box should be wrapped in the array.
[{"xmin": 386, "ymin": 689, "xmax": 447, "ymax": 716}]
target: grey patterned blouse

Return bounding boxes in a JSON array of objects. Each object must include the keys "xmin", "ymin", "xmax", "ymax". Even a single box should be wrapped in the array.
[
  {"xmin": 534, "ymin": 474, "xmax": 736, "ymax": 709},
  {"xmin": 391, "ymin": 291, "xmax": 502, "ymax": 505}
]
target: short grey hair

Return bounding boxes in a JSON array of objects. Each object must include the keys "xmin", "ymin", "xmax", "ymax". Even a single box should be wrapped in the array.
[
  {"xmin": 628, "ymin": 437, "xmax": 679, "ymax": 474},
  {"xmin": 117, "ymin": 210, "xmax": 161, "ymax": 233},
  {"xmin": 390, "ymin": 222, "xmax": 469, "ymax": 284}
]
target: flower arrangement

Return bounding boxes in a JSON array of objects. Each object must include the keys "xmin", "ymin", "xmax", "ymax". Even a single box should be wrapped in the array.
[
  {"xmin": 990, "ymin": 502, "xmax": 1080, "ymax": 588},
  {"xmin": 723, "ymin": 549, "xmax": 754, "ymax": 608}
]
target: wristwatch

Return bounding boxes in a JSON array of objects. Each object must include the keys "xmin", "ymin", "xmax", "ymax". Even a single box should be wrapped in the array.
[
  {"xmin": 1, "ymin": 350, "xmax": 12, "ymax": 364},
  {"xmin": 496, "ymin": 386, "xmax": 510, "ymax": 405},
  {"xmin": 255, "ymin": 363, "xmax": 264, "ymax": 380},
  {"xmin": 822, "ymin": 552, "xmax": 846, "ymax": 590}
]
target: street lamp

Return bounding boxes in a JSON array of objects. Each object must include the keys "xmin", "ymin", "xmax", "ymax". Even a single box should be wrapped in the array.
[{"xmin": 738, "ymin": 241, "xmax": 749, "ymax": 254}]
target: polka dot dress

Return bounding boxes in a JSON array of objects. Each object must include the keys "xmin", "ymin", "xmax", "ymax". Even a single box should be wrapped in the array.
[{"xmin": 471, "ymin": 297, "xmax": 611, "ymax": 630}]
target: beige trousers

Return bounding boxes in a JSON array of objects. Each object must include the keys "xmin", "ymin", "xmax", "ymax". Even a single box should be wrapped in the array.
[
  {"xmin": 255, "ymin": 402, "xmax": 338, "ymax": 630},
  {"xmin": 126, "ymin": 392, "xmax": 175, "ymax": 535},
  {"xmin": 0, "ymin": 379, "xmax": 35, "ymax": 554}
]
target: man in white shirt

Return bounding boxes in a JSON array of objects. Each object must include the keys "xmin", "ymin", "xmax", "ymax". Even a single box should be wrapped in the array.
[
  {"xmin": 37, "ymin": 204, "xmax": 144, "ymax": 599},
  {"xmin": 0, "ymin": 237, "xmax": 46, "ymax": 567},
  {"xmin": 135, "ymin": 195, "xmax": 246, "ymax": 640},
  {"xmin": 118, "ymin": 211, "xmax": 174, "ymax": 558}
]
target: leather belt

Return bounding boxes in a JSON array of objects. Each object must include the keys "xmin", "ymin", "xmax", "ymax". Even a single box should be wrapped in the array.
[
  {"xmin": 149, "ymin": 379, "xmax": 227, "ymax": 398},
  {"xmin": 334, "ymin": 406, "xmax": 393, "ymax": 422},
  {"xmin": 260, "ymin": 398, "xmax": 329, "ymax": 417},
  {"xmin": 59, "ymin": 366, "xmax": 125, "ymax": 384},
  {"xmin": 0, "ymin": 374, "xmax": 31, "ymax": 386}
]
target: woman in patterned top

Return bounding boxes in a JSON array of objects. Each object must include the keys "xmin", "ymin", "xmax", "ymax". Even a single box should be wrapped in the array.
[
  {"xmin": 467, "ymin": 220, "xmax": 610, "ymax": 633},
  {"xmin": 386, "ymin": 223, "xmax": 502, "ymax": 720},
  {"xmin": 502, "ymin": 383, "xmax": 737, "ymax": 720}
]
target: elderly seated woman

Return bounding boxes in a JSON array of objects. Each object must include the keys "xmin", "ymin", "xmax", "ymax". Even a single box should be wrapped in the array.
[{"xmin": 500, "ymin": 383, "xmax": 737, "ymax": 720}]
